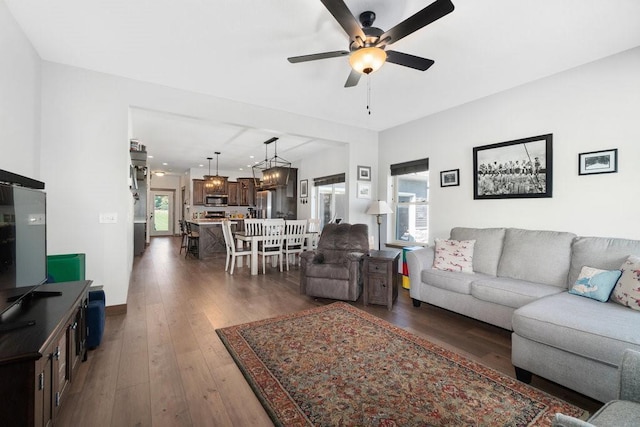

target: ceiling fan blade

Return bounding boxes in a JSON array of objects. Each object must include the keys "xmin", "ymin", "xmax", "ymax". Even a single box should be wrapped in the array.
[
  {"xmin": 288, "ymin": 50, "xmax": 349, "ymax": 63},
  {"xmin": 344, "ymin": 69, "xmax": 361, "ymax": 87},
  {"xmin": 378, "ymin": 0, "xmax": 454, "ymax": 46},
  {"xmin": 386, "ymin": 51, "xmax": 435, "ymax": 71},
  {"xmin": 321, "ymin": 0, "xmax": 366, "ymax": 43}
]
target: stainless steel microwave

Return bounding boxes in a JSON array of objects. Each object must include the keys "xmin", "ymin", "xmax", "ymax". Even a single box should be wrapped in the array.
[{"xmin": 205, "ymin": 194, "xmax": 228, "ymax": 206}]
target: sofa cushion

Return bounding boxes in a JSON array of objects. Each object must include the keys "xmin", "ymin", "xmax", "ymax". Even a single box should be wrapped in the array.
[
  {"xmin": 450, "ymin": 227, "xmax": 506, "ymax": 276},
  {"xmin": 471, "ymin": 277, "xmax": 565, "ymax": 309},
  {"xmin": 433, "ymin": 238, "xmax": 474, "ymax": 273},
  {"xmin": 569, "ymin": 266, "xmax": 622, "ymax": 303},
  {"xmin": 612, "ymin": 255, "xmax": 640, "ymax": 311},
  {"xmin": 568, "ymin": 236, "xmax": 640, "ymax": 286},
  {"xmin": 421, "ymin": 269, "xmax": 486, "ymax": 295},
  {"xmin": 497, "ymin": 228, "xmax": 576, "ymax": 287},
  {"xmin": 512, "ymin": 292, "xmax": 640, "ymax": 367}
]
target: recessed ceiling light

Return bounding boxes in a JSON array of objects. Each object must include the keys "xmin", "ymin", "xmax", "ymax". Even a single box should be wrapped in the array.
[
  {"xmin": 199, "ymin": 164, "xmax": 204, "ymax": 167},
  {"xmin": 162, "ymin": 162, "xmax": 168, "ymax": 166},
  {"xmin": 147, "ymin": 155, "xmax": 154, "ymax": 158},
  {"xmin": 249, "ymin": 155, "xmax": 254, "ymax": 159},
  {"xmin": 239, "ymin": 168, "xmax": 243, "ymax": 171}
]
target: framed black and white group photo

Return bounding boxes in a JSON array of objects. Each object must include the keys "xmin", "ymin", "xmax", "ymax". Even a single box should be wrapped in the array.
[{"xmin": 473, "ymin": 134, "xmax": 553, "ymax": 200}]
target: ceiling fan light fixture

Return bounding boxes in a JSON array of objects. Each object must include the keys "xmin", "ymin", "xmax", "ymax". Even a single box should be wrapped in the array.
[{"xmin": 349, "ymin": 47, "xmax": 387, "ymax": 75}]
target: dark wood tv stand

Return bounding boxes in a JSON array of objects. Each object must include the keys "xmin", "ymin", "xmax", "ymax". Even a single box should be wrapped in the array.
[{"xmin": 0, "ymin": 280, "xmax": 91, "ymax": 426}]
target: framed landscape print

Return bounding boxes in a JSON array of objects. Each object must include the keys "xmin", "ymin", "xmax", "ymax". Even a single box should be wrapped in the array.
[
  {"xmin": 578, "ymin": 149, "xmax": 617, "ymax": 175},
  {"xmin": 299, "ymin": 179, "xmax": 308, "ymax": 198},
  {"xmin": 440, "ymin": 169, "xmax": 459, "ymax": 187},
  {"xmin": 473, "ymin": 134, "xmax": 552, "ymax": 199},
  {"xmin": 357, "ymin": 182, "xmax": 371, "ymax": 199}
]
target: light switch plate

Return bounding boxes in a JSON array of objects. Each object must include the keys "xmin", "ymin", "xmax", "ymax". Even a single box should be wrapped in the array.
[{"xmin": 99, "ymin": 213, "xmax": 118, "ymax": 223}]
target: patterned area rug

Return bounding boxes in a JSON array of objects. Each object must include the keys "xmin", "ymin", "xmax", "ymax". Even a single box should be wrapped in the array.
[{"xmin": 216, "ymin": 302, "xmax": 588, "ymax": 426}]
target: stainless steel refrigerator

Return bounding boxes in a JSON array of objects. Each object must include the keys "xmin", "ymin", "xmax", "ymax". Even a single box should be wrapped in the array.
[{"xmin": 256, "ymin": 190, "xmax": 272, "ymax": 219}]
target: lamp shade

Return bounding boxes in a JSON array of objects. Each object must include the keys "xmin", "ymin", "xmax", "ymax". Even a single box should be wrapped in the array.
[
  {"xmin": 349, "ymin": 47, "xmax": 387, "ymax": 75},
  {"xmin": 366, "ymin": 200, "xmax": 393, "ymax": 215}
]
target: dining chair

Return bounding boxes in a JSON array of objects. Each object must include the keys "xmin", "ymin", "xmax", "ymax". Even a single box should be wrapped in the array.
[
  {"xmin": 258, "ymin": 219, "xmax": 285, "ymax": 274},
  {"xmin": 307, "ymin": 218, "xmax": 321, "ymax": 251},
  {"xmin": 244, "ymin": 218, "xmax": 264, "ymax": 235},
  {"xmin": 283, "ymin": 220, "xmax": 307, "ymax": 270},
  {"xmin": 221, "ymin": 219, "xmax": 251, "ymax": 274}
]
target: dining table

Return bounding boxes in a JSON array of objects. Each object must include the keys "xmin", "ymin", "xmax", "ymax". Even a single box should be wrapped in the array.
[{"xmin": 234, "ymin": 231, "xmax": 318, "ymax": 275}]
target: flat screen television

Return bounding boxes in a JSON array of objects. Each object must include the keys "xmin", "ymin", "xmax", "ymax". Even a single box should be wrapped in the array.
[{"xmin": 0, "ymin": 174, "xmax": 48, "ymax": 322}]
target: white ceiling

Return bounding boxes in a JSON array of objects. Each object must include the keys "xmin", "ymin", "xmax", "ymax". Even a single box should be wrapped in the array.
[{"xmin": 6, "ymin": 0, "xmax": 640, "ymax": 174}]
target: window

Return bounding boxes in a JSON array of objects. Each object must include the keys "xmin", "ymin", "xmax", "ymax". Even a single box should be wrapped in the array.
[
  {"xmin": 313, "ymin": 173, "xmax": 346, "ymax": 229},
  {"xmin": 390, "ymin": 159, "xmax": 429, "ymax": 244}
]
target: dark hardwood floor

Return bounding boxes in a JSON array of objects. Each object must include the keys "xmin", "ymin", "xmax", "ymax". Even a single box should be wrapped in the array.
[{"xmin": 56, "ymin": 236, "xmax": 600, "ymax": 426}]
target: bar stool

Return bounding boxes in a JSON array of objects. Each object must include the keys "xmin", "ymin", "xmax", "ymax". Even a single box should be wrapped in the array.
[
  {"xmin": 179, "ymin": 220, "xmax": 188, "ymax": 254},
  {"xmin": 184, "ymin": 221, "xmax": 199, "ymax": 258}
]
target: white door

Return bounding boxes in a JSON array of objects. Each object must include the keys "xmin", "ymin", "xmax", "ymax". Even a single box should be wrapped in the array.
[{"xmin": 149, "ymin": 190, "xmax": 174, "ymax": 237}]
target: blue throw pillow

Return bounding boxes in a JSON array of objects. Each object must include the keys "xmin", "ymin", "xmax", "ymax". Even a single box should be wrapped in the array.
[{"xmin": 569, "ymin": 266, "xmax": 622, "ymax": 302}]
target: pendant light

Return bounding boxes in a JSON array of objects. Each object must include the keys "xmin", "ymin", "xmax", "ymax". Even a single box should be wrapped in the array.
[
  {"xmin": 204, "ymin": 152, "xmax": 227, "ymax": 193},
  {"xmin": 252, "ymin": 137, "xmax": 292, "ymax": 188}
]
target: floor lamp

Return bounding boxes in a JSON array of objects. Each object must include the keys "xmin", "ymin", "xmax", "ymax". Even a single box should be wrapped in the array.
[{"xmin": 366, "ymin": 200, "xmax": 393, "ymax": 250}]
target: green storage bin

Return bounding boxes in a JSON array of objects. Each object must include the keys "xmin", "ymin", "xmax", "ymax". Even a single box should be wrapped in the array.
[{"xmin": 47, "ymin": 253, "xmax": 86, "ymax": 283}]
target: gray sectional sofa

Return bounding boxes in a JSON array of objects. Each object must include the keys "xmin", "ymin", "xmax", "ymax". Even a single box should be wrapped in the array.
[{"xmin": 406, "ymin": 227, "xmax": 640, "ymax": 403}]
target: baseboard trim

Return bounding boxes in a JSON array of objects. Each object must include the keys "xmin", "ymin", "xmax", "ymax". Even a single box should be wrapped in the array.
[{"xmin": 105, "ymin": 304, "xmax": 127, "ymax": 316}]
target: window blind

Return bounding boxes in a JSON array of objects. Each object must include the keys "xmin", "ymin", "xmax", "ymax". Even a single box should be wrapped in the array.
[
  {"xmin": 313, "ymin": 173, "xmax": 345, "ymax": 186},
  {"xmin": 390, "ymin": 158, "xmax": 429, "ymax": 176}
]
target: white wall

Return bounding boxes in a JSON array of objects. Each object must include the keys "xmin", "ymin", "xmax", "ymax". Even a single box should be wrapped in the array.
[
  {"xmin": 294, "ymin": 146, "xmax": 347, "ymax": 220},
  {"xmin": 379, "ymin": 47, "xmax": 640, "ymax": 243},
  {"xmin": 293, "ymin": 140, "xmax": 380, "ymax": 247},
  {"xmin": 0, "ymin": 1, "xmax": 40, "ymax": 177},
  {"xmin": 40, "ymin": 61, "xmax": 377, "ymax": 306}
]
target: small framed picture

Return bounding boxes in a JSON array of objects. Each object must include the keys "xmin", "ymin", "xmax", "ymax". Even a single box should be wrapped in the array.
[
  {"xmin": 357, "ymin": 165, "xmax": 371, "ymax": 181},
  {"xmin": 357, "ymin": 182, "xmax": 371, "ymax": 199},
  {"xmin": 299, "ymin": 179, "xmax": 308, "ymax": 198},
  {"xmin": 578, "ymin": 149, "xmax": 618, "ymax": 175},
  {"xmin": 440, "ymin": 169, "xmax": 460, "ymax": 187}
]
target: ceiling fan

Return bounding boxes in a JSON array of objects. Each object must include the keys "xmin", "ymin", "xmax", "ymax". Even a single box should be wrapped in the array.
[{"xmin": 287, "ymin": 0, "xmax": 455, "ymax": 87}]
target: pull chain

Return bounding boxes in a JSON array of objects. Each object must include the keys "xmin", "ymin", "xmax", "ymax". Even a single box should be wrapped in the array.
[{"xmin": 366, "ymin": 74, "xmax": 372, "ymax": 115}]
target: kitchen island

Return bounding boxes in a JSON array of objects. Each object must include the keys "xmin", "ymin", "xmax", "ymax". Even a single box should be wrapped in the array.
[{"xmin": 187, "ymin": 219, "xmax": 240, "ymax": 259}]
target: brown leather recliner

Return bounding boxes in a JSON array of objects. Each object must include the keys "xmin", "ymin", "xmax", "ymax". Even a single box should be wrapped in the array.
[{"xmin": 300, "ymin": 223, "xmax": 369, "ymax": 301}]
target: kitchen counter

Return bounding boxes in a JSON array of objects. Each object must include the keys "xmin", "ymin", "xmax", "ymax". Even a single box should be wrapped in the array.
[{"xmin": 187, "ymin": 220, "xmax": 238, "ymax": 258}]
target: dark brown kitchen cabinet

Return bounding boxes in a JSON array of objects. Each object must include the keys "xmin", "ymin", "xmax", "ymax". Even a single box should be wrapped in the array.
[
  {"xmin": 238, "ymin": 178, "xmax": 255, "ymax": 206},
  {"xmin": 0, "ymin": 280, "xmax": 90, "ymax": 427},
  {"xmin": 228, "ymin": 181, "xmax": 239, "ymax": 206},
  {"xmin": 192, "ymin": 179, "xmax": 205, "ymax": 205}
]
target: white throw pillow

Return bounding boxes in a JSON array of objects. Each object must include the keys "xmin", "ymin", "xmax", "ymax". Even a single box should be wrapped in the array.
[
  {"xmin": 433, "ymin": 238, "xmax": 475, "ymax": 273},
  {"xmin": 612, "ymin": 255, "xmax": 640, "ymax": 311}
]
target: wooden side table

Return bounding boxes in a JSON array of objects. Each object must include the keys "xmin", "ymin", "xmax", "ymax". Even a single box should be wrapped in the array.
[{"xmin": 363, "ymin": 250, "xmax": 400, "ymax": 310}]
